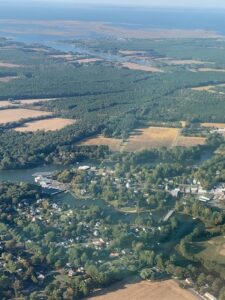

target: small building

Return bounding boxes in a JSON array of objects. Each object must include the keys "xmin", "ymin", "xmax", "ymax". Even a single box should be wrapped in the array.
[
  {"xmin": 78, "ymin": 166, "xmax": 90, "ymax": 171},
  {"xmin": 198, "ymin": 196, "xmax": 211, "ymax": 202}
]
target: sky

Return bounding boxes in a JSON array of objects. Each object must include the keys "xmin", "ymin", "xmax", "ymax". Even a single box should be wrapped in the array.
[{"xmin": 27, "ymin": 0, "xmax": 225, "ymax": 9}]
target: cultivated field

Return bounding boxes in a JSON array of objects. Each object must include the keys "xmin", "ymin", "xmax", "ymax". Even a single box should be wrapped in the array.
[
  {"xmin": 124, "ymin": 127, "xmax": 179, "ymax": 151},
  {"xmin": 14, "ymin": 117, "xmax": 75, "ymax": 132},
  {"xmin": 0, "ymin": 76, "xmax": 19, "ymax": 83},
  {"xmin": 79, "ymin": 127, "xmax": 206, "ymax": 152},
  {"xmin": 121, "ymin": 62, "xmax": 163, "ymax": 73},
  {"xmin": 80, "ymin": 135, "xmax": 123, "ymax": 152},
  {"xmin": 195, "ymin": 68, "xmax": 225, "ymax": 72},
  {"xmin": 119, "ymin": 50, "xmax": 147, "ymax": 56},
  {"xmin": 0, "ymin": 108, "xmax": 52, "ymax": 124},
  {"xmin": 161, "ymin": 59, "xmax": 204, "ymax": 65},
  {"xmin": 201, "ymin": 123, "xmax": 225, "ymax": 129},
  {"xmin": 192, "ymin": 83, "xmax": 225, "ymax": 93},
  {"xmin": 88, "ymin": 279, "xmax": 199, "ymax": 300},
  {"xmin": 18, "ymin": 98, "xmax": 57, "ymax": 104},
  {"xmin": 0, "ymin": 61, "xmax": 21, "ymax": 68},
  {"xmin": 0, "ymin": 98, "xmax": 58, "ymax": 108},
  {"xmin": 0, "ymin": 101, "xmax": 14, "ymax": 108},
  {"xmin": 175, "ymin": 136, "xmax": 206, "ymax": 147},
  {"xmin": 76, "ymin": 58, "xmax": 102, "ymax": 64},
  {"xmin": 50, "ymin": 54, "xmax": 75, "ymax": 60},
  {"xmin": 192, "ymin": 85, "xmax": 214, "ymax": 91}
]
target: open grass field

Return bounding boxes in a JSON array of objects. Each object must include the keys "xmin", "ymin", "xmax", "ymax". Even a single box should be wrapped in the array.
[
  {"xmin": 175, "ymin": 136, "xmax": 206, "ymax": 147},
  {"xmin": 0, "ymin": 76, "xmax": 19, "ymax": 83},
  {"xmin": 192, "ymin": 83, "xmax": 225, "ymax": 93},
  {"xmin": 188, "ymin": 236, "xmax": 225, "ymax": 265},
  {"xmin": 76, "ymin": 58, "xmax": 102, "ymax": 64},
  {"xmin": 0, "ymin": 108, "xmax": 52, "ymax": 124},
  {"xmin": 121, "ymin": 62, "xmax": 163, "ymax": 73},
  {"xmin": 0, "ymin": 101, "xmax": 14, "ymax": 108},
  {"xmin": 79, "ymin": 127, "xmax": 206, "ymax": 151},
  {"xmin": 201, "ymin": 123, "xmax": 225, "ymax": 129},
  {"xmin": 50, "ymin": 54, "xmax": 75, "ymax": 60},
  {"xmin": 119, "ymin": 50, "xmax": 147, "ymax": 56},
  {"xmin": 14, "ymin": 117, "xmax": 75, "ymax": 132},
  {"xmin": 192, "ymin": 85, "xmax": 215, "ymax": 91},
  {"xmin": 0, "ymin": 61, "xmax": 22, "ymax": 68},
  {"xmin": 195, "ymin": 68, "xmax": 225, "ymax": 72},
  {"xmin": 88, "ymin": 279, "xmax": 200, "ymax": 300},
  {"xmin": 18, "ymin": 98, "xmax": 57, "ymax": 104},
  {"xmin": 161, "ymin": 59, "xmax": 205, "ymax": 65},
  {"xmin": 124, "ymin": 127, "xmax": 180, "ymax": 151},
  {"xmin": 0, "ymin": 98, "xmax": 58, "ymax": 108}
]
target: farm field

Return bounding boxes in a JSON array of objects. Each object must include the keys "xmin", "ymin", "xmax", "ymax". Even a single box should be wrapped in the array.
[
  {"xmin": 0, "ymin": 101, "xmax": 14, "ymax": 107},
  {"xmin": 121, "ymin": 62, "xmax": 163, "ymax": 73},
  {"xmin": 79, "ymin": 127, "xmax": 205, "ymax": 151},
  {"xmin": 18, "ymin": 98, "xmax": 58, "ymax": 104},
  {"xmin": 0, "ymin": 98, "xmax": 58, "ymax": 108},
  {"xmin": 14, "ymin": 117, "xmax": 75, "ymax": 132},
  {"xmin": 0, "ymin": 61, "xmax": 21, "ymax": 68},
  {"xmin": 88, "ymin": 279, "xmax": 199, "ymax": 300},
  {"xmin": 119, "ymin": 50, "xmax": 147, "ymax": 56},
  {"xmin": 160, "ymin": 59, "xmax": 205, "ymax": 65},
  {"xmin": 192, "ymin": 83, "xmax": 225, "ymax": 93},
  {"xmin": 76, "ymin": 58, "xmax": 102, "ymax": 64},
  {"xmin": 0, "ymin": 108, "xmax": 52, "ymax": 124},
  {"xmin": 0, "ymin": 76, "xmax": 19, "ymax": 83},
  {"xmin": 195, "ymin": 68, "xmax": 225, "ymax": 72},
  {"xmin": 201, "ymin": 123, "xmax": 225, "ymax": 129},
  {"xmin": 175, "ymin": 136, "xmax": 206, "ymax": 147},
  {"xmin": 124, "ymin": 127, "xmax": 180, "ymax": 151}
]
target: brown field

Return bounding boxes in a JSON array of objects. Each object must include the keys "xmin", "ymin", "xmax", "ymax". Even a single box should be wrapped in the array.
[
  {"xmin": 192, "ymin": 85, "xmax": 214, "ymax": 91},
  {"xmin": 80, "ymin": 135, "xmax": 123, "ymax": 152},
  {"xmin": 76, "ymin": 58, "xmax": 102, "ymax": 64},
  {"xmin": 121, "ymin": 62, "xmax": 163, "ymax": 73},
  {"xmin": 161, "ymin": 59, "xmax": 204, "ymax": 65},
  {"xmin": 79, "ymin": 127, "xmax": 206, "ymax": 151},
  {"xmin": 50, "ymin": 54, "xmax": 75, "ymax": 60},
  {"xmin": 80, "ymin": 127, "xmax": 180, "ymax": 152},
  {"xmin": 88, "ymin": 279, "xmax": 199, "ymax": 300},
  {"xmin": 124, "ymin": 127, "xmax": 179, "ymax": 151},
  {"xmin": 195, "ymin": 68, "xmax": 225, "ymax": 72},
  {"xmin": 14, "ymin": 117, "xmax": 75, "ymax": 132},
  {"xmin": 0, "ymin": 101, "xmax": 14, "ymax": 108},
  {"xmin": 201, "ymin": 123, "xmax": 225, "ymax": 129},
  {"xmin": 0, "ymin": 61, "xmax": 22, "ymax": 68},
  {"xmin": 0, "ymin": 98, "xmax": 58, "ymax": 107},
  {"xmin": 0, "ymin": 108, "xmax": 52, "ymax": 124},
  {"xmin": 18, "ymin": 98, "xmax": 57, "ymax": 104},
  {"xmin": 191, "ymin": 83, "xmax": 225, "ymax": 94},
  {"xmin": 175, "ymin": 136, "xmax": 206, "ymax": 147},
  {"xmin": 0, "ymin": 76, "xmax": 19, "ymax": 83},
  {"xmin": 119, "ymin": 50, "xmax": 147, "ymax": 56}
]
